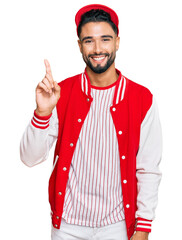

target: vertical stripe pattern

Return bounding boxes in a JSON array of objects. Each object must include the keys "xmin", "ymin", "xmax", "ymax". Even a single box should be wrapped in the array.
[{"xmin": 62, "ymin": 80, "xmax": 125, "ymax": 227}]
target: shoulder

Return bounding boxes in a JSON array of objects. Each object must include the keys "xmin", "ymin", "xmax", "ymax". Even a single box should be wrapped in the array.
[
  {"xmin": 124, "ymin": 76, "xmax": 153, "ymax": 121},
  {"xmin": 58, "ymin": 73, "xmax": 82, "ymax": 88},
  {"xmin": 56, "ymin": 73, "xmax": 82, "ymax": 107},
  {"xmin": 125, "ymin": 76, "xmax": 153, "ymax": 104},
  {"xmin": 125, "ymin": 77, "xmax": 152, "ymax": 98}
]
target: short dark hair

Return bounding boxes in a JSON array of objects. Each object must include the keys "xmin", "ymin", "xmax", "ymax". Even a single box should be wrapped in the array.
[{"xmin": 77, "ymin": 9, "xmax": 118, "ymax": 38}]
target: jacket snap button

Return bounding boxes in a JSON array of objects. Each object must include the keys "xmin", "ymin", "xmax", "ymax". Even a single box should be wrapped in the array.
[
  {"xmin": 122, "ymin": 155, "xmax": 125, "ymax": 159},
  {"xmin": 63, "ymin": 167, "xmax": 67, "ymax": 171},
  {"xmin": 78, "ymin": 119, "xmax": 82, "ymax": 122},
  {"xmin": 112, "ymin": 107, "xmax": 116, "ymax": 112},
  {"xmin": 58, "ymin": 192, "xmax": 62, "ymax": 195},
  {"xmin": 70, "ymin": 143, "xmax": 74, "ymax": 147},
  {"xmin": 123, "ymin": 180, "xmax": 127, "ymax": 184},
  {"xmin": 55, "ymin": 224, "xmax": 58, "ymax": 227},
  {"xmin": 87, "ymin": 98, "xmax": 90, "ymax": 102},
  {"xmin": 126, "ymin": 204, "xmax": 130, "ymax": 208},
  {"xmin": 56, "ymin": 216, "xmax": 59, "ymax": 219},
  {"xmin": 118, "ymin": 131, "xmax": 122, "ymax": 135}
]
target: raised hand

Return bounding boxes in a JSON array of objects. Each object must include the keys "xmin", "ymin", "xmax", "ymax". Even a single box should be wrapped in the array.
[{"xmin": 35, "ymin": 59, "xmax": 61, "ymax": 116}]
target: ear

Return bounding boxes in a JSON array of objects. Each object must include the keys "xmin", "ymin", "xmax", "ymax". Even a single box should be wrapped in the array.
[
  {"xmin": 116, "ymin": 36, "xmax": 120, "ymax": 51},
  {"xmin": 77, "ymin": 39, "xmax": 82, "ymax": 53}
]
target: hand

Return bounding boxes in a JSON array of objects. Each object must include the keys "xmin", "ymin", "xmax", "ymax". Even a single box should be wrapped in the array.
[
  {"xmin": 35, "ymin": 59, "xmax": 61, "ymax": 116},
  {"xmin": 131, "ymin": 231, "xmax": 149, "ymax": 240}
]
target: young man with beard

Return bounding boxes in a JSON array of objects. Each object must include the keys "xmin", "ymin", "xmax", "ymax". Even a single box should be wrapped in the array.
[{"xmin": 20, "ymin": 4, "xmax": 162, "ymax": 240}]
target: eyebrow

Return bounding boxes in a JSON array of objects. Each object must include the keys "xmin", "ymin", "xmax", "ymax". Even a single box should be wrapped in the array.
[
  {"xmin": 81, "ymin": 36, "xmax": 93, "ymax": 42},
  {"xmin": 81, "ymin": 35, "xmax": 113, "ymax": 42},
  {"xmin": 101, "ymin": 35, "xmax": 113, "ymax": 39}
]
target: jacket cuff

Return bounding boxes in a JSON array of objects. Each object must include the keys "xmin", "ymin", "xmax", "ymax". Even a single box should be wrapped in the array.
[
  {"xmin": 31, "ymin": 110, "xmax": 52, "ymax": 129},
  {"xmin": 135, "ymin": 218, "xmax": 152, "ymax": 233}
]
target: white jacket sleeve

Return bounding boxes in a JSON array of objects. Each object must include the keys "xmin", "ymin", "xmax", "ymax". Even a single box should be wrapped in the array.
[
  {"xmin": 135, "ymin": 97, "xmax": 162, "ymax": 232},
  {"xmin": 20, "ymin": 107, "xmax": 58, "ymax": 167}
]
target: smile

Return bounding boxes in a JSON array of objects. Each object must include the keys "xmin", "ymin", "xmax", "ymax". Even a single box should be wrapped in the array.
[
  {"xmin": 90, "ymin": 55, "xmax": 107, "ymax": 63},
  {"xmin": 92, "ymin": 56, "xmax": 105, "ymax": 61}
]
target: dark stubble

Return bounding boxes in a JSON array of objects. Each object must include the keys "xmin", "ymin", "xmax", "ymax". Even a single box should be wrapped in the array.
[{"xmin": 82, "ymin": 52, "xmax": 116, "ymax": 74}]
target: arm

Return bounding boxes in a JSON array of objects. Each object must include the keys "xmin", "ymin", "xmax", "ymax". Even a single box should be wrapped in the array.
[
  {"xmin": 133, "ymin": 97, "xmax": 162, "ymax": 238},
  {"xmin": 20, "ymin": 59, "xmax": 60, "ymax": 167},
  {"xmin": 20, "ymin": 107, "xmax": 58, "ymax": 167}
]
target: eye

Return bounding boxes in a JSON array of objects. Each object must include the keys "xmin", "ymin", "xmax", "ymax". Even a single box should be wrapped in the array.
[
  {"xmin": 102, "ymin": 38, "xmax": 111, "ymax": 42},
  {"xmin": 84, "ymin": 40, "xmax": 93, "ymax": 44}
]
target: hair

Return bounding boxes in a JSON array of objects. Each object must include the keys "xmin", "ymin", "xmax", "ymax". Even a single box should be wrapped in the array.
[{"xmin": 77, "ymin": 9, "xmax": 118, "ymax": 38}]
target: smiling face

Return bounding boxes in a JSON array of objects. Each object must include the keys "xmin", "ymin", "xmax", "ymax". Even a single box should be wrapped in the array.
[{"xmin": 78, "ymin": 21, "xmax": 120, "ymax": 74}]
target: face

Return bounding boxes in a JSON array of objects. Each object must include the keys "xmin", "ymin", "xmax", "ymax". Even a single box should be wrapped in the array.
[{"xmin": 78, "ymin": 22, "xmax": 120, "ymax": 74}]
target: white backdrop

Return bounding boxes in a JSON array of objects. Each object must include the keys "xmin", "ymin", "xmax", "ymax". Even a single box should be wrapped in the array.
[{"xmin": 0, "ymin": 0, "xmax": 181, "ymax": 239}]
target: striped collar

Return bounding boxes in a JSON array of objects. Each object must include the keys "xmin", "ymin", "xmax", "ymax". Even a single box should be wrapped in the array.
[{"xmin": 81, "ymin": 68, "xmax": 126, "ymax": 105}]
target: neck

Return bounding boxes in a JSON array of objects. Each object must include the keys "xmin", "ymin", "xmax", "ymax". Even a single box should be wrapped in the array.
[{"xmin": 86, "ymin": 63, "xmax": 119, "ymax": 87}]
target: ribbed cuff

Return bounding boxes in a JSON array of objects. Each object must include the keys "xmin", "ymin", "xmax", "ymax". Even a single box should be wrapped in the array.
[
  {"xmin": 31, "ymin": 110, "xmax": 52, "ymax": 129},
  {"xmin": 135, "ymin": 218, "xmax": 152, "ymax": 233}
]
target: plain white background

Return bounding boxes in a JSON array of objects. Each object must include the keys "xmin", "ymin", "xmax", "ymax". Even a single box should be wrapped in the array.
[{"xmin": 0, "ymin": 0, "xmax": 181, "ymax": 239}]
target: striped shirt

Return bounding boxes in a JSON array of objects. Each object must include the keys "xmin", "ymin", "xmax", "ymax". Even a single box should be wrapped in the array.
[{"xmin": 62, "ymin": 73, "xmax": 125, "ymax": 227}]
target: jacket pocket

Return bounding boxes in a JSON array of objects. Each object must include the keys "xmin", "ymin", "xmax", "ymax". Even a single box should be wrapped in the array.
[{"xmin": 50, "ymin": 155, "xmax": 59, "ymax": 176}]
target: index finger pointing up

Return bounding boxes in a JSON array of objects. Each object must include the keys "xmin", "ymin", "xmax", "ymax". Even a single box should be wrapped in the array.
[{"xmin": 44, "ymin": 59, "xmax": 52, "ymax": 76}]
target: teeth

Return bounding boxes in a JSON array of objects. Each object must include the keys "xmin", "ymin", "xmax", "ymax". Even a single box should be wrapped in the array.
[{"xmin": 93, "ymin": 56, "xmax": 105, "ymax": 61}]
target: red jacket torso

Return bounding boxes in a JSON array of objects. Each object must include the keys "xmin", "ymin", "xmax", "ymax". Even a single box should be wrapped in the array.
[{"xmin": 48, "ymin": 72, "xmax": 152, "ymax": 239}]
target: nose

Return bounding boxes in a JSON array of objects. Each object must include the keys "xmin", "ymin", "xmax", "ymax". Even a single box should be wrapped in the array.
[{"xmin": 93, "ymin": 40, "xmax": 102, "ymax": 54}]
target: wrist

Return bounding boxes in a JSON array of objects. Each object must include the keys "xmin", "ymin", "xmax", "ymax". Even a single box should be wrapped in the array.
[
  {"xmin": 135, "ymin": 218, "xmax": 152, "ymax": 233},
  {"xmin": 135, "ymin": 231, "xmax": 149, "ymax": 236},
  {"xmin": 134, "ymin": 231, "xmax": 149, "ymax": 240},
  {"xmin": 35, "ymin": 108, "xmax": 52, "ymax": 117},
  {"xmin": 31, "ymin": 110, "xmax": 52, "ymax": 129}
]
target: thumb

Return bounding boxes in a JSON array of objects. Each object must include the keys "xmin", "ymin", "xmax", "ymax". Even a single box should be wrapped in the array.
[{"xmin": 53, "ymin": 81, "xmax": 61, "ymax": 96}]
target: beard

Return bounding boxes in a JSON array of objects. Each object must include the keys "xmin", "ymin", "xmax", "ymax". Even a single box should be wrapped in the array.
[{"xmin": 82, "ymin": 52, "xmax": 116, "ymax": 74}]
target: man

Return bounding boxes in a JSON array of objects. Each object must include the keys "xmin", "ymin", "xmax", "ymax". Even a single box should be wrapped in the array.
[{"xmin": 20, "ymin": 4, "xmax": 162, "ymax": 240}]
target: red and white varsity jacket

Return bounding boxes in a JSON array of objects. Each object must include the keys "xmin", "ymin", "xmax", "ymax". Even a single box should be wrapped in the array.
[{"xmin": 20, "ymin": 69, "xmax": 162, "ymax": 240}]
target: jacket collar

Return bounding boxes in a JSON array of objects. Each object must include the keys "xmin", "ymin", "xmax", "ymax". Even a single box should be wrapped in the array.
[{"xmin": 81, "ymin": 68, "xmax": 126, "ymax": 105}]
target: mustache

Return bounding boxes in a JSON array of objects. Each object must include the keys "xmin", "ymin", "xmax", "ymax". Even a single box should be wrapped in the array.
[{"xmin": 88, "ymin": 53, "xmax": 110, "ymax": 58}]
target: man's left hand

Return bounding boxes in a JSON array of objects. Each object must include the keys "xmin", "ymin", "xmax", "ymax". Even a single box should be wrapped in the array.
[{"xmin": 131, "ymin": 231, "xmax": 149, "ymax": 240}]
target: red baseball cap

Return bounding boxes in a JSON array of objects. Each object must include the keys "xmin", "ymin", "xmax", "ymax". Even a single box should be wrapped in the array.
[{"xmin": 75, "ymin": 4, "xmax": 119, "ymax": 37}]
